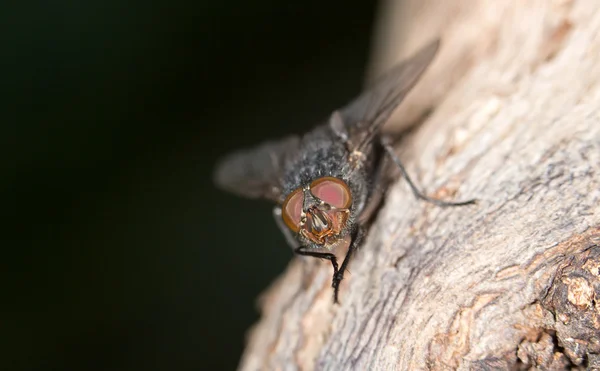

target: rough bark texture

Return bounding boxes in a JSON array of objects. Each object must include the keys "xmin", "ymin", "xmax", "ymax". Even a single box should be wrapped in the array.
[{"xmin": 239, "ymin": 0, "xmax": 600, "ymax": 370}]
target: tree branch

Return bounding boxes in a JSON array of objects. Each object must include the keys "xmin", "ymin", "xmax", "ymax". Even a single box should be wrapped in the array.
[{"xmin": 239, "ymin": 0, "xmax": 600, "ymax": 369}]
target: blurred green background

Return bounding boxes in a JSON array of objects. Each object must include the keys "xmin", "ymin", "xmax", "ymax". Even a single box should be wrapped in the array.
[{"xmin": 2, "ymin": 1, "xmax": 377, "ymax": 370}]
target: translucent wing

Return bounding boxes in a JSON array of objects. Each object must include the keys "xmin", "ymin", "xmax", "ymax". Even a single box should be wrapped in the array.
[
  {"xmin": 337, "ymin": 39, "xmax": 440, "ymax": 152},
  {"xmin": 213, "ymin": 135, "xmax": 300, "ymax": 202}
]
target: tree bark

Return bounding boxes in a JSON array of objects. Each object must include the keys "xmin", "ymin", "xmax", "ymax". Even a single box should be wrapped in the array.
[{"xmin": 239, "ymin": 0, "xmax": 600, "ymax": 369}]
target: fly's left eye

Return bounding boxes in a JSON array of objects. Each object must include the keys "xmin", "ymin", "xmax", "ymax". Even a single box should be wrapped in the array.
[
  {"xmin": 282, "ymin": 188, "xmax": 303, "ymax": 232},
  {"xmin": 310, "ymin": 177, "xmax": 352, "ymax": 209}
]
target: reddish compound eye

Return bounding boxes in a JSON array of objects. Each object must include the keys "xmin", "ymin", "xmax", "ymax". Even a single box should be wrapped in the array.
[
  {"xmin": 310, "ymin": 177, "xmax": 352, "ymax": 209},
  {"xmin": 282, "ymin": 188, "xmax": 303, "ymax": 232}
]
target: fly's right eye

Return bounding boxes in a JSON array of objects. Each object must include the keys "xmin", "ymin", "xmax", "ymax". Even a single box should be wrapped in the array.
[{"xmin": 282, "ymin": 188, "xmax": 303, "ymax": 232}]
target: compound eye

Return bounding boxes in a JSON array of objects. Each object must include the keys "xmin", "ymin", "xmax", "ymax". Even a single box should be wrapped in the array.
[
  {"xmin": 282, "ymin": 188, "xmax": 303, "ymax": 232},
  {"xmin": 310, "ymin": 177, "xmax": 352, "ymax": 209}
]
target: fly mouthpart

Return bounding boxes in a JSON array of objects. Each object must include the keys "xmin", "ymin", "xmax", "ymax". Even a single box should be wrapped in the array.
[
  {"xmin": 300, "ymin": 205, "xmax": 350, "ymax": 247},
  {"xmin": 307, "ymin": 207, "xmax": 331, "ymax": 234}
]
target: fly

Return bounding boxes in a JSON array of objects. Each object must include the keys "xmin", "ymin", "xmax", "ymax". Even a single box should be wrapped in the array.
[{"xmin": 213, "ymin": 39, "xmax": 475, "ymax": 304}]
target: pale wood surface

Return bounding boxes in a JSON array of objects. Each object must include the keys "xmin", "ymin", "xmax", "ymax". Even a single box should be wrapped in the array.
[{"xmin": 239, "ymin": 0, "xmax": 600, "ymax": 369}]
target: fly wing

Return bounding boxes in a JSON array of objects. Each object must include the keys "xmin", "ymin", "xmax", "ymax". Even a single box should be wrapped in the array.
[
  {"xmin": 337, "ymin": 39, "xmax": 440, "ymax": 152},
  {"xmin": 213, "ymin": 135, "xmax": 300, "ymax": 203}
]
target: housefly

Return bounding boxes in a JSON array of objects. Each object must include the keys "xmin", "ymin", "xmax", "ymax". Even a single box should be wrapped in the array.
[{"xmin": 213, "ymin": 39, "xmax": 475, "ymax": 304}]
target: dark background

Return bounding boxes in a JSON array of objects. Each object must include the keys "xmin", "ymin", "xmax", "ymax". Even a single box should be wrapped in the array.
[{"xmin": 3, "ymin": 1, "xmax": 379, "ymax": 370}]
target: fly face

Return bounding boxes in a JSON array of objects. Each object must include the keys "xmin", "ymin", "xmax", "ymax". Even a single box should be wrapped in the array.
[
  {"xmin": 282, "ymin": 176, "xmax": 352, "ymax": 248},
  {"xmin": 213, "ymin": 39, "xmax": 476, "ymax": 304}
]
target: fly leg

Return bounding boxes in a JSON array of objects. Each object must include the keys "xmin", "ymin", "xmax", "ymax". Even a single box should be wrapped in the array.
[
  {"xmin": 294, "ymin": 246, "xmax": 340, "ymax": 300},
  {"xmin": 275, "ymin": 207, "xmax": 341, "ymax": 297},
  {"xmin": 380, "ymin": 135, "xmax": 476, "ymax": 207},
  {"xmin": 277, "ymin": 206, "xmax": 364, "ymax": 304},
  {"xmin": 331, "ymin": 226, "xmax": 364, "ymax": 304}
]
